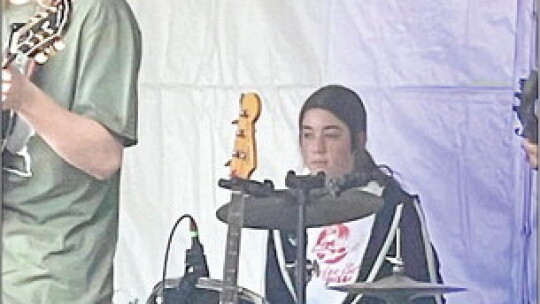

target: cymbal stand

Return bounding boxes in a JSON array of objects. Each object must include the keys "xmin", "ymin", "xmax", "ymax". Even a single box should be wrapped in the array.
[
  {"xmin": 284, "ymin": 171, "xmax": 326, "ymax": 304},
  {"xmin": 383, "ymin": 228, "xmax": 409, "ymax": 304},
  {"xmin": 370, "ymin": 228, "xmax": 431, "ymax": 304}
]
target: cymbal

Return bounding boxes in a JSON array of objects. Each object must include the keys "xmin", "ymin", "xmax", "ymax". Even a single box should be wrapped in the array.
[
  {"xmin": 328, "ymin": 272, "xmax": 466, "ymax": 303},
  {"xmin": 216, "ymin": 187, "xmax": 383, "ymax": 230}
]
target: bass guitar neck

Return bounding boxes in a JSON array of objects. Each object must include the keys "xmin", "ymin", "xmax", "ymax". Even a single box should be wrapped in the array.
[
  {"xmin": 220, "ymin": 191, "xmax": 245, "ymax": 304},
  {"xmin": 219, "ymin": 92, "xmax": 261, "ymax": 304}
]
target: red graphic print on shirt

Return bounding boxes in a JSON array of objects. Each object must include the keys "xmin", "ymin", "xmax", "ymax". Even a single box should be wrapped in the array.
[{"xmin": 311, "ymin": 224, "xmax": 350, "ymax": 264}]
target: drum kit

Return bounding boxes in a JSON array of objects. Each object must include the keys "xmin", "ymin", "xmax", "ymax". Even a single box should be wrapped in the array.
[{"xmin": 213, "ymin": 171, "xmax": 466, "ymax": 304}]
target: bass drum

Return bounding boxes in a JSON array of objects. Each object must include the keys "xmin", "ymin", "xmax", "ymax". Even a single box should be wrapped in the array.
[
  {"xmin": 194, "ymin": 277, "xmax": 268, "ymax": 304},
  {"xmin": 146, "ymin": 277, "xmax": 268, "ymax": 304}
]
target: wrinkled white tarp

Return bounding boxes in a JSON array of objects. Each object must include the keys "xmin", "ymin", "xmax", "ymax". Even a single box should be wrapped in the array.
[{"xmin": 114, "ymin": 1, "xmax": 537, "ymax": 303}]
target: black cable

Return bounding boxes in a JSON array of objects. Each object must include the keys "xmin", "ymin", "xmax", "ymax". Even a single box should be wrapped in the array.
[{"xmin": 160, "ymin": 214, "xmax": 195, "ymax": 301}]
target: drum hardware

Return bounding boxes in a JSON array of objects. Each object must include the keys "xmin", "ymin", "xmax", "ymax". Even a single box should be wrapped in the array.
[
  {"xmin": 218, "ymin": 178, "xmax": 275, "ymax": 197},
  {"xmin": 283, "ymin": 171, "xmax": 326, "ymax": 304},
  {"xmin": 328, "ymin": 228, "xmax": 466, "ymax": 304},
  {"xmin": 216, "ymin": 183, "xmax": 383, "ymax": 230},
  {"xmin": 285, "ymin": 259, "xmax": 320, "ymax": 284},
  {"xmin": 147, "ymin": 277, "xmax": 267, "ymax": 304},
  {"xmin": 216, "ymin": 170, "xmax": 383, "ymax": 304},
  {"xmin": 328, "ymin": 263, "xmax": 466, "ymax": 304},
  {"xmin": 195, "ymin": 278, "xmax": 268, "ymax": 304}
]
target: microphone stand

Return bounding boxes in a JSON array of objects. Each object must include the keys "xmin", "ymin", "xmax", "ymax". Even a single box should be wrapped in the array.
[{"xmin": 285, "ymin": 171, "xmax": 326, "ymax": 304}]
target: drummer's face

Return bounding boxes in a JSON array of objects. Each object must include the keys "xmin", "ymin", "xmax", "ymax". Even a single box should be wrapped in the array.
[{"xmin": 300, "ymin": 108, "xmax": 354, "ymax": 179}]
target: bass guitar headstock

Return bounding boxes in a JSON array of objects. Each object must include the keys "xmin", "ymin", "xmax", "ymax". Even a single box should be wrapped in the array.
[
  {"xmin": 3, "ymin": 0, "xmax": 72, "ymax": 68},
  {"xmin": 225, "ymin": 93, "xmax": 261, "ymax": 179}
]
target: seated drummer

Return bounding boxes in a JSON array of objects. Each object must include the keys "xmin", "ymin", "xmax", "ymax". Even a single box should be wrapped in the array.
[{"xmin": 265, "ymin": 84, "xmax": 445, "ymax": 304}]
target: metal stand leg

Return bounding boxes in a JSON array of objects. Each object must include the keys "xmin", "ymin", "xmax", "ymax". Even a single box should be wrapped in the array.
[
  {"xmin": 294, "ymin": 189, "xmax": 307, "ymax": 304},
  {"xmin": 285, "ymin": 171, "xmax": 326, "ymax": 304}
]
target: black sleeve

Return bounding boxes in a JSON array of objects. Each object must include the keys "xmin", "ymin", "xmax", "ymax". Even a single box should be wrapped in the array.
[{"xmin": 265, "ymin": 230, "xmax": 296, "ymax": 304}]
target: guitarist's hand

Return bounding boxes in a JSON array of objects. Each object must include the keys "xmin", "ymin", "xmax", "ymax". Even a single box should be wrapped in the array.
[
  {"xmin": 1, "ymin": 61, "xmax": 39, "ymax": 112},
  {"xmin": 2, "ymin": 60, "xmax": 123, "ymax": 180},
  {"xmin": 522, "ymin": 138, "xmax": 538, "ymax": 170}
]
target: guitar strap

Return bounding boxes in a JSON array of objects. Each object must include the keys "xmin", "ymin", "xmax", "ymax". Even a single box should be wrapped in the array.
[
  {"xmin": 4, "ymin": 113, "xmax": 34, "ymax": 154},
  {"xmin": 3, "ymin": 146, "xmax": 32, "ymax": 177}
]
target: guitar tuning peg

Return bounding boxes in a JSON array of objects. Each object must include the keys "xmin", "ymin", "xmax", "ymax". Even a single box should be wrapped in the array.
[
  {"xmin": 33, "ymin": 33, "xmax": 45, "ymax": 43},
  {"xmin": 45, "ymin": 46, "xmax": 57, "ymax": 57},
  {"xmin": 36, "ymin": 11, "xmax": 48, "ymax": 19},
  {"xmin": 34, "ymin": 52, "xmax": 48, "ymax": 64},
  {"xmin": 232, "ymin": 151, "xmax": 246, "ymax": 159},
  {"xmin": 53, "ymin": 40, "xmax": 66, "ymax": 51}
]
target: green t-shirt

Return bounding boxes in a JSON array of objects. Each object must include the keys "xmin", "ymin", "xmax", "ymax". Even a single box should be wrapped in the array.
[{"xmin": 2, "ymin": 0, "xmax": 141, "ymax": 302}]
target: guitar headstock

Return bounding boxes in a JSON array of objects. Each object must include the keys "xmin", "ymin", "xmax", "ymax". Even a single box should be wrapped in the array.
[
  {"xmin": 3, "ymin": 0, "xmax": 72, "ymax": 67},
  {"xmin": 226, "ymin": 93, "xmax": 261, "ymax": 179}
]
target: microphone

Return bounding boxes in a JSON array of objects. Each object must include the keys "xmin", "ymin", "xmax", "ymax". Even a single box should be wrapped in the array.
[
  {"xmin": 147, "ymin": 215, "xmax": 210, "ymax": 304},
  {"xmin": 185, "ymin": 217, "xmax": 210, "ymax": 277}
]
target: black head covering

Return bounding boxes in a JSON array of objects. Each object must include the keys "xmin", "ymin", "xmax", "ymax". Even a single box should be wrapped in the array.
[{"xmin": 299, "ymin": 84, "xmax": 367, "ymax": 149}]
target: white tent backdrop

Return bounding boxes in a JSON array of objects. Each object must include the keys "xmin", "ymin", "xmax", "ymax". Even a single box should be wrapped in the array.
[{"xmin": 113, "ymin": 1, "xmax": 537, "ymax": 303}]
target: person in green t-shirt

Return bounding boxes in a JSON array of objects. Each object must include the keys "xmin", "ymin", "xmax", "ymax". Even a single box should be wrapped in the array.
[{"xmin": 1, "ymin": 0, "xmax": 141, "ymax": 302}]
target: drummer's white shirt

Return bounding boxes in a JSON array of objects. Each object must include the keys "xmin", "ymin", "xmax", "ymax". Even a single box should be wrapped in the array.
[{"xmin": 305, "ymin": 181, "xmax": 384, "ymax": 304}]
